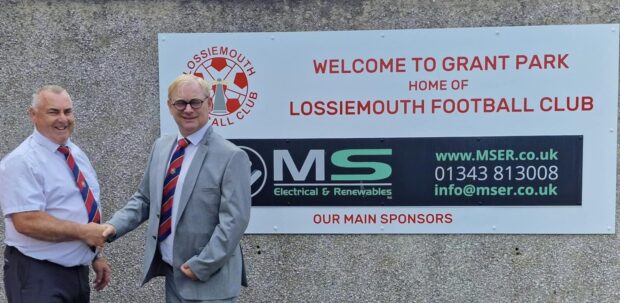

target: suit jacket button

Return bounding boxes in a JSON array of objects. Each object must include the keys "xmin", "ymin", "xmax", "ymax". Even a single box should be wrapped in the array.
[{"xmin": 152, "ymin": 235, "xmax": 157, "ymax": 240}]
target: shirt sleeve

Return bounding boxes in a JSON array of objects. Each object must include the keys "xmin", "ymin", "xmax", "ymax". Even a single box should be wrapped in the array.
[{"xmin": 0, "ymin": 155, "xmax": 46, "ymax": 216}]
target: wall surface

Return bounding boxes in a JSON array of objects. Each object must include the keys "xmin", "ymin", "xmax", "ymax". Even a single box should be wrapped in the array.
[{"xmin": 0, "ymin": 1, "xmax": 619, "ymax": 302}]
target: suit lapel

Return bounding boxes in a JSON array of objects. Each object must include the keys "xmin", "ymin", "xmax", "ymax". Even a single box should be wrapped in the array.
[
  {"xmin": 152, "ymin": 136, "xmax": 178, "ymax": 213},
  {"xmin": 175, "ymin": 128, "xmax": 211, "ymax": 222}
]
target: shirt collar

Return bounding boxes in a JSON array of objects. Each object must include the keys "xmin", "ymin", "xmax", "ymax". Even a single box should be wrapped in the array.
[
  {"xmin": 32, "ymin": 128, "xmax": 72, "ymax": 153},
  {"xmin": 178, "ymin": 123, "xmax": 210, "ymax": 146}
]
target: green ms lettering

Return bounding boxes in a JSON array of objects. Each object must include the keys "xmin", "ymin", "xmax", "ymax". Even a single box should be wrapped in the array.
[
  {"xmin": 273, "ymin": 149, "xmax": 392, "ymax": 182},
  {"xmin": 331, "ymin": 149, "xmax": 392, "ymax": 181}
]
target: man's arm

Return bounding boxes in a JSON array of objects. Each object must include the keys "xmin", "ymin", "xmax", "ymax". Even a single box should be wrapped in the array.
[
  {"xmin": 104, "ymin": 187, "xmax": 151, "ymax": 241},
  {"xmin": 0, "ymin": 153, "xmax": 108, "ymax": 246},
  {"xmin": 184, "ymin": 149, "xmax": 251, "ymax": 281},
  {"xmin": 104, "ymin": 143, "xmax": 156, "ymax": 241},
  {"xmin": 11, "ymin": 211, "xmax": 108, "ymax": 247}
]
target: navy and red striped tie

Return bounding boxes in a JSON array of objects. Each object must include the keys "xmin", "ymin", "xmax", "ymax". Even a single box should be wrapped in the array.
[
  {"xmin": 58, "ymin": 146, "xmax": 101, "ymax": 223},
  {"xmin": 158, "ymin": 138, "xmax": 190, "ymax": 241}
]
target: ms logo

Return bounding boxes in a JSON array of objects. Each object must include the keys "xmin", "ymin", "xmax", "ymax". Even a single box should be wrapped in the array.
[{"xmin": 239, "ymin": 146, "xmax": 267, "ymax": 197}]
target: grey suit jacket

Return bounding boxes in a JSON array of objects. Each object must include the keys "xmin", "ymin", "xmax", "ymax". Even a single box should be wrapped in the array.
[{"xmin": 108, "ymin": 127, "xmax": 251, "ymax": 300}]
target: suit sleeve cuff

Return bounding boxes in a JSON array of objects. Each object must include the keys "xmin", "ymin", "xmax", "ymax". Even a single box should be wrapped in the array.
[{"xmin": 187, "ymin": 256, "xmax": 212, "ymax": 282}]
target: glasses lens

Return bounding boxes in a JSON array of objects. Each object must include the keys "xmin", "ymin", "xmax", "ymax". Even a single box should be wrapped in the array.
[
  {"xmin": 189, "ymin": 99, "xmax": 204, "ymax": 109},
  {"xmin": 173, "ymin": 100, "xmax": 187, "ymax": 110}
]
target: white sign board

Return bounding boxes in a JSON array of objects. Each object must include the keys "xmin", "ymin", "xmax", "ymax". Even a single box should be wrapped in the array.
[{"xmin": 159, "ymin": 24, "xmax": 619, "ymax": 234}]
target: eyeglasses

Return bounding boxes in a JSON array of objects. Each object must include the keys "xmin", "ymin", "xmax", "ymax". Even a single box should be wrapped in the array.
[{"xmin": 172, "ymin": 98, "xmax": 206, "ymax": 111}]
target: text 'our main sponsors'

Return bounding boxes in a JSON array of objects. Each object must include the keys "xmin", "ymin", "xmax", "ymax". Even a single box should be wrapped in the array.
[{"xmin": 312, "ymin": 212, "xmax": 453, "ymax": 225}]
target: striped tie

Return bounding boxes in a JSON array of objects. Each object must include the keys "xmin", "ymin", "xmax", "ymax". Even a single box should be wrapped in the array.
[
  {"xmin": 158, "ymin": 138, "xmax": 190, "ymax": 241},
  {"xmin": 58, "ymin": 146, "xmax": 101, "ymax": 224}
]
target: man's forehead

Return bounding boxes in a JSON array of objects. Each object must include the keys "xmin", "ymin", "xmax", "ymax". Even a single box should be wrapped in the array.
[
  {"xmin": 172, "ymin": 82, "xmax": 205, "ymax": 97},
  {"xmin": 39, "ymin": 91, "xmax": 72, "ymax": 108}
]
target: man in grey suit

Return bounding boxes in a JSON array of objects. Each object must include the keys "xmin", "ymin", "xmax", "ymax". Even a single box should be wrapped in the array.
[{"xmin": 102, "ymin": 74, "xmax": 251, "ymax": 302}]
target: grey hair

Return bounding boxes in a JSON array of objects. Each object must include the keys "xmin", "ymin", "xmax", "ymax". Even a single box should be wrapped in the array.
[{"xmin": 31, "ymin": 85, "xmax": 68, "ymax": 107}]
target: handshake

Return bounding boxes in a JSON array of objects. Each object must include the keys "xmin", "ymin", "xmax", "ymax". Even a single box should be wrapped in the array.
[{"xmin": 80, "ymin": 223, "xmax": 117, "ymax": 248}]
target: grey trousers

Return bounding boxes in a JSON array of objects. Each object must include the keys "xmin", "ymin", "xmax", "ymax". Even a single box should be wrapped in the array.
[
  {"xmin": 164, "ymin": 264, "xmax": 238, "ymax": 303},
  {"xmin": 3, "ymin": 245, "xmax": 90, "ymax": 303}
]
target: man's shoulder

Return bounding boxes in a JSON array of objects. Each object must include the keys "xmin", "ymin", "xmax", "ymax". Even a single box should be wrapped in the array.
[
  {"xmin": 208, "ymin": 131, "xmax": 242, "ymax": 153},
  {"xmin": 0, "ymin": 137, "xmax": 35, "ymax": 168},
  {"xmin": 156, "ymin": 134, "xmax": 177, "ymax": 142},
  {"xmin": 153, "ymin": 134, "xmax": 177, "ymax": 147}
]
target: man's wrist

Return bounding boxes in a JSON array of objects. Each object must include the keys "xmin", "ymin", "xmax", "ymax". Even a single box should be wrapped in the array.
[{"xmin": 93, "ymin": 247, "xmax": 103, "ymax": 260}]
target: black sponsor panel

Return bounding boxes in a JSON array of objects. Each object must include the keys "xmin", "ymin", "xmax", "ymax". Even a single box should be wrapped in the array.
[{"xmin": 232, "ymin": 136, "xmax": 582, "ymax": 206}]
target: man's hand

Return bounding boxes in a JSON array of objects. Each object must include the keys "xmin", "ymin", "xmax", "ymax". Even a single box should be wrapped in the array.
[
  {"xmin": 101, "ymin": 223, "xmax": 116, "ymax": 241},
  {"xmin": 80, "ymin": 223, "xmax": 108, "ymax": 247},
  {"xmin": 92, "ymin": 256, "xmax": 111, "ymax": 291},
  {"xmin": 180, "ymin": 263, "xmax": 198, "ymax": 281}
]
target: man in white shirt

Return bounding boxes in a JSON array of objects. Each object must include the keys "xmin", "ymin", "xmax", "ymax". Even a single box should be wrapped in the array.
[{"xmin": 0, "ymin": 85, "xmax": 111, "ymax": 303}]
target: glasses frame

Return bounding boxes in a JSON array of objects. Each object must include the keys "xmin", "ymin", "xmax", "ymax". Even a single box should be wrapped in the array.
[{"xmin": 171, "ymin": 98, "xmax": 207, "ymax": 111}]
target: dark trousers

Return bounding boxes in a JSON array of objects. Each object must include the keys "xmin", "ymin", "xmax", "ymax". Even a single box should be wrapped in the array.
[{"xmin": 3, "ymin": 245, "xmax": 90, "ymax": 303}]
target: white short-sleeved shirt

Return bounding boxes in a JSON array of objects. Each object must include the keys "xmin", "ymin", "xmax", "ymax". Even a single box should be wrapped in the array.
[{"xmin": 0, "ymin": 130, "xmax": 100, "ymax": 267}]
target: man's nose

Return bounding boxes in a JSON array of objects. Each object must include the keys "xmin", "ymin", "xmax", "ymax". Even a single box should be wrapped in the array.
[
  {"xmin": 58, "ymin": 112, "xmax": 68, "ymax": 121},
  {"xmin": 183, "ymin": 104, "xmax": 195, "ymax": 113}
]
